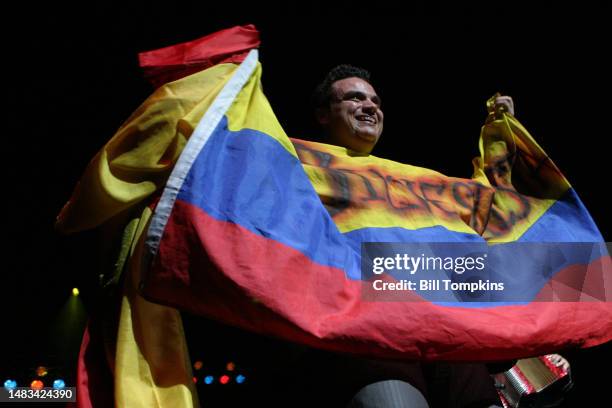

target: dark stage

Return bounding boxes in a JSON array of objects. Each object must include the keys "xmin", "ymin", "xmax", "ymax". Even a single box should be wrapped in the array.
[{"xmin": 3, "ymin": 2, "xmax": 610, "ymax": 406}]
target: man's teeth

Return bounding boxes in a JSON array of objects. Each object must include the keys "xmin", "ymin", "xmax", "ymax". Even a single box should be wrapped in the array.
[{"xmin": 357, "ymin": 116, "xmax": 375, "ymax": 123}]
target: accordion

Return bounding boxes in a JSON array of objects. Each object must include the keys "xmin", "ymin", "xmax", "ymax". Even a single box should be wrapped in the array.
[{"xmin": 493, "ymin": 355, "xmax": 572, "ymax": 408}]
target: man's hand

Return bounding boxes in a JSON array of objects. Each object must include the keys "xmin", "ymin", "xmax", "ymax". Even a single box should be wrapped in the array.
[
  {"xmin": 549, "ymin": 354, "xmax": 570, "ymax": 372},
  {"xmin": 493, "ymin": 95, "xmax": 515, "ymax": 116}
]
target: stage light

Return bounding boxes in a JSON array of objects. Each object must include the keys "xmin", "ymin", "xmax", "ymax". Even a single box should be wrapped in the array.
[
  {"xmin": 4, "ymin": 379, "xmax": 17, "ymax": 390},
  {"xmin": 72, "ymin": 288, "xmax": 79, "ymax": 296},
  {"xmin": 204, "ymin": 376, "xmax": 214, "ymax": 385},
  {"xmin": 30, "ymin": 380, "xmax": 44, "ymax": 390},
  {"xmin": 226, "ymin": 361, "xmax": 235, "ymax": 371},
  {"xmin": 236, "ymin": 374, "xmax": 246, "ymax": 384},
  {"xmin": 53, "ymin": 379, "xmax": 65, "ymax": 389},
  {"xmin": 193, "ymin": 360, "xmax": 203, "ymax": 370},
  {"xmin": 192, "ymin": 376, "xmax": 198, "ymax": 384},
  {"xmin": 36, "ymin": 366, "xmax": 48, "ymax": 377},
  {"xmin": 220, "ymin": 375, "xmax": 230, "ymax": 385}
]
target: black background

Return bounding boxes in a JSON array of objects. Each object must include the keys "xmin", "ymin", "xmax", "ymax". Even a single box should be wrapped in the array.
[{"xmin": 3, "ymin": 1, "xmax": 610, "ymax": 406}]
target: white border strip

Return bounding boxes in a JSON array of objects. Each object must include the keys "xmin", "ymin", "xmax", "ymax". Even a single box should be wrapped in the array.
[{"xmin": 145, "ymin": 49, "xmax": 259, "ymax": 258}]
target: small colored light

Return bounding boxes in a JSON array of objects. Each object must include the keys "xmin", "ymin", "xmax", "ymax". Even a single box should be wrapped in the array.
[
  {"xmin": 204, "ymin": 376, "xmax": 214, "ymax": 385},
  {"xmin": 53, "ymin": 379, "xmax": 65, "ymax": 389},
  {"xmin": 30, "ymin": 380, "xmax": 44, "ymax": 390},
  {"xmin": 193, "ymin": 361, "xmax": 203, "ymax": 370},
  {"xmin": 236, "ymin": 374, "xmax": 246, "ymax": 384},
  {"xmin": 192, "ymin": 376, "xmax": 198, "ymax": 383},
  {"xmin": 4, "ymin": 380, "xmax": 17, "ymax": 390},
  {"xmin": 72, "ymin": 288, "xmax": 79, "ymax": 296},
  {"xmin": 36, "ymin": 366, "xmax": 48, "ymax": 377},
  {"xmin": 226, "ymin": 362, "xmax": 235, "ymax": 371},
  {"xmin": 219, "ymin": 375, "xmax": 230, "ymax": 385}
]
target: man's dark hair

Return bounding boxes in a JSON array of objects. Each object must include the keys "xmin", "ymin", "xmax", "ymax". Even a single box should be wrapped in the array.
[{"xmin": 312, "ymin": 64, "xmax": 372, "ymax": 110}]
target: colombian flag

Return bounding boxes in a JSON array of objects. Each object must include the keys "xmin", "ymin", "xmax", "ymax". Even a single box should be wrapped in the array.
[
  {"xmin": 140, "ymin": 49, "xmax": 612, "ymax": 363},
  {"xmin": 57, "ymin": 27, "xmax": 611, "ymax": 407}
]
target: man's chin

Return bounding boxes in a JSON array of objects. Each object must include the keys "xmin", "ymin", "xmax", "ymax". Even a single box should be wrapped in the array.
[
  {"xmin": 351, "ymin": 135, "xmax": 378, "ymax": 154},
  {"xmin": 355, "ymin": 131, "xmax": 379, "ymax": 144}
]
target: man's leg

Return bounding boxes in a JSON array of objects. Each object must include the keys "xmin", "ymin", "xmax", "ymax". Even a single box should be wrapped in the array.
[{"xmin": 348, "ymin": 380, "xmax": 430, "ymax": 408}]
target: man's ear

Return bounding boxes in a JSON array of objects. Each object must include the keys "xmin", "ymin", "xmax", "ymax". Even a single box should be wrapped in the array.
[{"xmin": 315, "ymin": 107, "xmax": 330, "ymax": 126}]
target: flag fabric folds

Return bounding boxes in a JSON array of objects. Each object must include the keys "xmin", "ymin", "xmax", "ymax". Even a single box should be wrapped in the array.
[
  {"xmin": 140, "ymin": 49, "xmax": 612, "ymax": 362},
  {"xmin": 57, "ymin": 54, "xmax": 248, "ymax": 408},
  {"xmin": 138, "ymin": 24, "xmax": 260, "ymax": 88}
]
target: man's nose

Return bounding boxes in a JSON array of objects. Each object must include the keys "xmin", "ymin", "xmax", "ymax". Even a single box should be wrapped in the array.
[{"xmin": 361, "ymin": 99, "xmax": 378, "ymax": 113}]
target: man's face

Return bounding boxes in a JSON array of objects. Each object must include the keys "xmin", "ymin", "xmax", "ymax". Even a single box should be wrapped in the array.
[{"xmin": 318, "ymin": 77, "xmax": 384, "ymax": 155}]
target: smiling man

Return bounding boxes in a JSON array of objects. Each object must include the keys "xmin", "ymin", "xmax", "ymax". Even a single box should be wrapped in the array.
[
  {"xmin": 313, "ymin": 65, "xmax": 384, "ymax": 155},
  {"xmin": 307, "ymin": 65, "xmax": 510, "ymax": 408}
]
